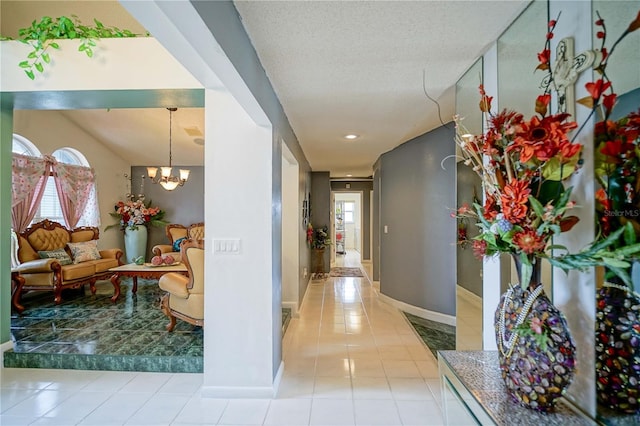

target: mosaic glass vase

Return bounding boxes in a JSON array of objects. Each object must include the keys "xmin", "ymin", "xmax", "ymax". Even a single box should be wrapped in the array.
[
  {"xmin": 124, "ymin": 225, "xmax": 148, "ymax": 264},
  {"xmin": 494, "ymin": 255, "xmax": 576, "ymax": 412},
  {"xmin": 595, "ymin": 277, "xmax": 640, "ymax": 414}
]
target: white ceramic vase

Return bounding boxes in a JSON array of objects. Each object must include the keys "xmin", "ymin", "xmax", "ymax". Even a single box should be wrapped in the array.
[{"xmin": 124, "ymin": 226, "xmax": 148, "ymax": 263}]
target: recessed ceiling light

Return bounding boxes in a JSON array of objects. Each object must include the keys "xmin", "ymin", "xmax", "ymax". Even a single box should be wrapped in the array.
[
  {"xmin": 193, "ymin": 138, "xmax": 205, "ymax": 146},
  {"xmin": 346, "ymin": 174, "xmax": 353, "ymax": 177},
  {"xmin": 344, "ymin": 134, "xmax": 359, "ymax": 140}
]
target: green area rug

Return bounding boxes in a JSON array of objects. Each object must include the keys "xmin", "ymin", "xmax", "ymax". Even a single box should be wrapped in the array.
[{"xmin": 403, "ymin": 312, "xmax": 456, "ymax": 357}]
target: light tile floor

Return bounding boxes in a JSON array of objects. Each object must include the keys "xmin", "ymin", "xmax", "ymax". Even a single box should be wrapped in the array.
[{"xmin": 1, "ymin": 251, "xmax": 445, "ymax": 425}]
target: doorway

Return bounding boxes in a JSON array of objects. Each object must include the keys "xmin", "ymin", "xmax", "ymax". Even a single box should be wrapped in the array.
[
  {"xmin": 281, "ymin": 143, "xmax": 300, "ymax": 316},
  {"xmin": 332, "ymin": 192, "xmax": 363, "ymax": 264}
]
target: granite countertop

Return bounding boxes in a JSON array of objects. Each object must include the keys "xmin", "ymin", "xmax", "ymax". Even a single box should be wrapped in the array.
[{"xmin": 438, "ymin": 350, "xmax": 596, "ymax": 426}]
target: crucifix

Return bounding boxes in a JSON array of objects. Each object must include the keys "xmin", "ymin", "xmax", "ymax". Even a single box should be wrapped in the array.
[{"xmin": 543, "ymin": 37, "xmax": 602, "ymax": 118}]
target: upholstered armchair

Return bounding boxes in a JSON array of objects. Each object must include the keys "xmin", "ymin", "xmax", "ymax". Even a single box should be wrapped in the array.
[
  {"xmin": 158, "ymin": 239, "xmax": 204, "ymax": 331},
  {"xmin": 152, "ymin": 222, "xmax": 204, "ymax": 262}
]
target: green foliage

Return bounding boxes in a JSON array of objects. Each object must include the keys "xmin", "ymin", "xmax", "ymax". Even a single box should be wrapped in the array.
[
  {"xmin": 545, "ymin": 223, "xmax": 640, "ymax": 290},
  {"xmin": 1, "ymin": 15, "xmax": 146, "ymax": 80}
]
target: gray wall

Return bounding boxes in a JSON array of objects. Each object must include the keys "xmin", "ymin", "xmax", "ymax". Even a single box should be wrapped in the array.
[
  {"xmin": 373, "ymin": 166, "xmax": 381, "ymax": 281},
  {"xmin": 331, "ymin": 180, "xmax": 373, "ymax": 261},
  {"xmin": 311, "ymin": 172, "xmax": 331, "ymax": 273},
  {"xmin": 456, "ymin": 163, "xmax": 482, "ymax": 297},
  {"xmin": 377, "ymin": 124, "xmax": 456, "ymax": 316},
  {"xmin": 130, "ymin": 166, "xmax": 204, "ymax": 260}
]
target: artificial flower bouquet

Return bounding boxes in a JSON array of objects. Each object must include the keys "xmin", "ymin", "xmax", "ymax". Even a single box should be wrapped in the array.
[
  {"xmin": 453, "ymin": 11, "xmax": 640, "ymax": 288},
  {"xmin": 307, "ymin": 223, "xmax": 332, "ymax": 249},
  {"xmin": 105, "ymin": 199, "xmax": 167, "ymax": 231}
]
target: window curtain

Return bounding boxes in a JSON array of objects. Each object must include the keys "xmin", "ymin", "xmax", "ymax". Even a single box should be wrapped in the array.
[
  {"xmin": 51, "ymin": 161, "xmax": 98, "ymax": 229},
  {"xmin": 11, "ymin": 153, "xmax": 50, "ymax": 232}
]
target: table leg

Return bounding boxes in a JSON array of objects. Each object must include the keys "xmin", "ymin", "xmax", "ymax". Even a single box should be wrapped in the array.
[
  {"xmin": 132, "ymin": 276, "xmax": 138, "ymax": 294},
  {"xmin": 110, "ymin": 273, "xmax": 121, "ymax": 303}
]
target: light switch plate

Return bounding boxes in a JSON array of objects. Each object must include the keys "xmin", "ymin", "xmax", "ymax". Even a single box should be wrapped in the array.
[{"xmin": 213, "ymin": 239, "xmax": 241, "ymax": 255}]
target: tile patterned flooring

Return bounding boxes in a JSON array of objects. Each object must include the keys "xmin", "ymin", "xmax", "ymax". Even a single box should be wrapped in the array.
[
  {"xmin": 1, "ymin": 251, "xmax": 447, "ymax": 425},
  {"xmin": 6, "ymin": 279, "xmax": 204, "ymax": 372}
]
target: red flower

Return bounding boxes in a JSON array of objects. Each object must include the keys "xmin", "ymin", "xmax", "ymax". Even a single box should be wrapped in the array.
[
  {"xmin": 537, "ymin": 49, "xmax": 550, "ymax": 64},
  {"xmin": 600, "ymin": 140, "xmax": 636, "ymax": 163},
  {"xmin": 479, "ymin": 84, "xmax": 493, "ymax": 113},
  {"xmin": 472, "ymin": 240, "xmax": 487, "ymax": 259},
  {"xmin": 597, "ymin": 31, "xmax": 605, "ymax": 39},
  {"xmin": 586, "ymin": 79, "xmax": 612, "ymax": 100},
  {"xmin": 595, "ymin": 188, "xmax": 611, "ymax": 210},
  {"xmin": 603, "ymin": 93, "xmax": 617, "ymax": 116},
  {"xmin": 483, "ymin": 196, "xmax": 499, "ymax": 221},
  {"xmin": 535, "ymin": 94, "xmax": 551, "ymax": 116},
  {"xmin": 513, "ymin": 229, "xmax": 547, "ymax": 254}
]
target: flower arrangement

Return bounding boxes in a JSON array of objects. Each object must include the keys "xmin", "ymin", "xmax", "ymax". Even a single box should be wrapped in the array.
[
  {"xmin": 587, "ymin": 10, "xmax": 640, "ymax": 285},
  {"xmin": 307, "ymin": 223, "xmax": 332, "ymax": 249},
  {"xmin": 105, "ymin": 199, "xmax": 167, "ymax": 231},
  {"xmin": 453, "ymin": 11, "xmax": 640, "ymax": 289}
]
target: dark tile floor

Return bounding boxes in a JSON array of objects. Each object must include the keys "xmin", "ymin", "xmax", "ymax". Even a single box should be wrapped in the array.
[
  {"xmin": 6, "ymin": 279, "xmax": 291, "ymax": 373},
  {"xmin": 403, "ymin": 312, "xmax": 456, "ymax": 357}
]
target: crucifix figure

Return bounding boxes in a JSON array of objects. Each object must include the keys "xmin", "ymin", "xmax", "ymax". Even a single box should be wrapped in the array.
[{"xmin": 545, "ymin": 37, "xmax": 601, "ymax": 118}]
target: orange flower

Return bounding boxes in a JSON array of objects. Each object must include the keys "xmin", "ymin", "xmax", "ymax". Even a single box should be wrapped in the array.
[
  {"xmin": 500, "ymin": 180, "xmax": 531, "ymax": 223},
  {"xmin": 513, "ymin": 229, "xmax": 547, "ymax": 254}
]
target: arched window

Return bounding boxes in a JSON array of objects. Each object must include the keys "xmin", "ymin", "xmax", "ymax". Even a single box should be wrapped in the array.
[
  {"xmin": 33, "ymin": 148, "xmax": 99, "ymax": 227},
  {"xmin": 12, "ymin": 134, "xmax": 41, "ymax": 156},
  {"xmin": 12, "ymin": 137, "xmax": 100, "ymax": 228}
]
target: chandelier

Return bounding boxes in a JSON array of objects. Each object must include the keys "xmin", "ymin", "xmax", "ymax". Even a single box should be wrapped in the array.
[{"xmin": 146, "ymin": 107, "xmax": 190, "ymax": 191}]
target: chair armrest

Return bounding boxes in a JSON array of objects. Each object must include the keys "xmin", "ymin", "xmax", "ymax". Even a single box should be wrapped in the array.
[
  {"xmin": 158, "ymin": 273, "xmax": 190, "ymax": 298},
  {"xmin": 152, "ymin": 244, "xmax": 174, "ymax": 257},
  {"xmin": 99, "ymin": 249, "xmax": 124, "ymax": 261},
  {"xmin": 14, "ymin": 258, "xmax": 61, "ymax": 273}
]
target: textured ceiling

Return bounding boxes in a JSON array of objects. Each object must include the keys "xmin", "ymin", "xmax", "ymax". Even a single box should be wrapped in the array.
[
  {"xmin": 234, "ymin": 0, "xmax": 530, "ymax": 176},
  {"xmin": 2, "ymin": 0, "xmax": 530, "ymax": 176}
]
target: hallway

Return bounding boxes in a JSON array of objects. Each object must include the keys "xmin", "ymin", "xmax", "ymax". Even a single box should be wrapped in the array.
[{"xmin": 1, "ymin": 253, "xmax": 444, "ymax": 425}]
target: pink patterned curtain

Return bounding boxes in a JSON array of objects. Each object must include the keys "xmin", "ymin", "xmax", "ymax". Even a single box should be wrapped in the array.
[
  {"xmin": 51, "ymin": 161, "xmax": 97, "ymax": 229},
  {"xmin": 11, "ymin": 154, "xmax": 50, "ymax": 232}
]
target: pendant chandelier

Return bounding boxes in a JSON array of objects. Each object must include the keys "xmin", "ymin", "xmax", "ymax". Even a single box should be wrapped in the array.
[{"xmin": 146, "ymin": 107, "xmax": 190, "ymax": 191}]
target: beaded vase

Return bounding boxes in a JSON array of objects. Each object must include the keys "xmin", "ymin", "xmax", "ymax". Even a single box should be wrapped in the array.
[
  {"xmin": 595, "ymin": 279, "xmax": 640, "ymax": 414},
  {"xmin": 494, "ymin": 255, "xmax": 577, "ymax": 412}
]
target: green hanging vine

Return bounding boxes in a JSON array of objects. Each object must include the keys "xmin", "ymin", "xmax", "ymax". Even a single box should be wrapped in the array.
[{"xmin": 0, "ymin": 15, "xmax": 147, "ymax": 80}]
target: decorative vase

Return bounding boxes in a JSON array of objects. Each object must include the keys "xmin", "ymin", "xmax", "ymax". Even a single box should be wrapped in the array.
[
  {"xmin": 595, "ymin": 272, "xmax": 640, "ymax": 414},
  {"xmin": 312, "ymin": 248, "xmax": 326, "ymax": 276},
  {"xmin": 494, "ymin": 255, "xmax": 576, "ymax": 412},
  {"xmin": 124, "ymin": 226, "xmax": 148, "ymax": 264}
]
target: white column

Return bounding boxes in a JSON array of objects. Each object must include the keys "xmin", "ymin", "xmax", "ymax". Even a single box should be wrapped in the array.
[
  {"xmin": 202, "ymin": 88, "xmax": 281, "ymax": 397},
  {"xmin": 549, "ymin": 0, "xmax": 596, "ymax": 417},
  {"xmin": 482, "ymin": 43, "xmax": 500, "ymax": 350}
]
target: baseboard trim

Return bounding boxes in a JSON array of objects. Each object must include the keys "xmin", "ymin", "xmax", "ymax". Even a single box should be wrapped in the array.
[
  {"xmin": 201, "ymin": 361, "xmax": 283, "ymax": 398},
  {"xmin": 456, "ymin": 285, "xmax": 482, "ymax": 311},
  {"xmin": 378, "ymin": 292, "xmax": 456, "ymax": 326},
  {"xmin": 281, "ymin": 301, "xmax": 299, "ymax": 318},
  {"xmin": 1, "ymin": 340, "xmax": 14, "ymax": 368}
]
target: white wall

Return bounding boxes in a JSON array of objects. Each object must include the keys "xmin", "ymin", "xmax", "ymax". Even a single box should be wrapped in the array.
[
  {"xmin": 12, "ymin": 110, "xmax": 130, "ymax": 251},
  {"xmin": 281, "ymin": 143, "xmax": 300, "ymax": 315},
  {"xmin": 203, "ymin": 88, "xmax": 279, "ymax": 397}
]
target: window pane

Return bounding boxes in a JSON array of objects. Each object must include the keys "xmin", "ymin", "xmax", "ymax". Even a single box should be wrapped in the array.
[{"xmin": 345, "ymin": 212, "xmax": 354, "ymax": 223}]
